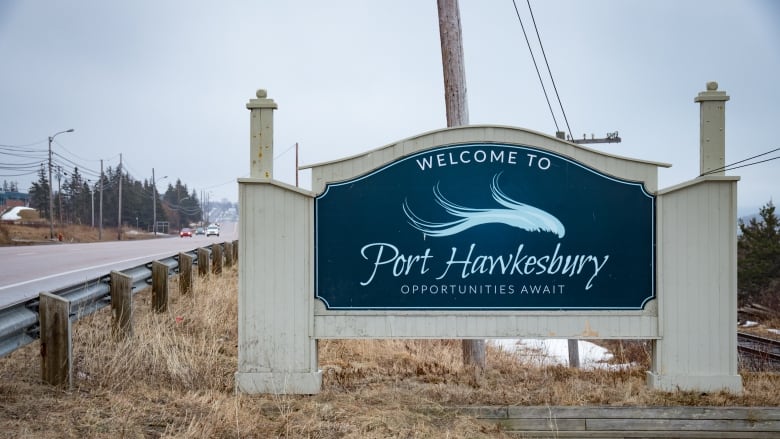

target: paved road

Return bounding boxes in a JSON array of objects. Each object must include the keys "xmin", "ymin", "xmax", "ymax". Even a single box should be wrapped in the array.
[{"xmin": 0, "ymin": 222, "xmax": 238, "ymax": 308}]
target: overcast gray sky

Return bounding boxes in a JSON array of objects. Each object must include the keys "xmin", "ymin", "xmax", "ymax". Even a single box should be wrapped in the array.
[{"xmin": 1, "ymin": 1, "xmax": 777, "ymax": 215}]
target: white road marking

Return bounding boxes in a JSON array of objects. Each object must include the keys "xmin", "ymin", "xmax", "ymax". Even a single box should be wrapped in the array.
[{"xmin": 0, "ymin": 251, "xmax": 175, "ymax": 291}]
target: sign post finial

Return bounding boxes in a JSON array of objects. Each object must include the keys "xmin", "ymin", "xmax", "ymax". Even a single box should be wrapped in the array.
[{"xmin": 246, "ymin": 89, "xmax": 278, "ymax": 179}]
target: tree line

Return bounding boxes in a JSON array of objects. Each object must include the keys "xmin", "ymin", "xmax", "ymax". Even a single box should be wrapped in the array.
[
  {"xmin": 24, "ymin": 164, "xmax": 203, "ymax": 231},
  {"xmin": 738, "ymin": 201, "xmax": 780, "ymax": 309},
  {"xmin": 2, "ymin": 180, "xmax": 20, "ymax": 192}
]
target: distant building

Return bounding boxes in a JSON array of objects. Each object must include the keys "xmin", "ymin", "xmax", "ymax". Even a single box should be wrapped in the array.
[{"xmin": 0, "ymin": 190, "xmax": 30, "ymax": 212}]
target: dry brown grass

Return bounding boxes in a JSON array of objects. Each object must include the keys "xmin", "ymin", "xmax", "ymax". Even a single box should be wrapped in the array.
[
  {"xmin": 1, "ymin": 267, "xmax": 779, "ymax": 438},
  {"xmin": 0, "ymin": 222, "xmax": 156, "ymax": 245}
]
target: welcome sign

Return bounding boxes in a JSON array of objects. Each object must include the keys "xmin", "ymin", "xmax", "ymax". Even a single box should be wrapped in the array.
[{"xmin": 315, "ymin": 143, "xmax": 655, "ymax": 310}]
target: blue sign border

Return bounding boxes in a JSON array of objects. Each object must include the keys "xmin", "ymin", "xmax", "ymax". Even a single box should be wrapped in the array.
[{"xmin": 315, "ymin": 142, "xmax": 656, "ymax": 311}]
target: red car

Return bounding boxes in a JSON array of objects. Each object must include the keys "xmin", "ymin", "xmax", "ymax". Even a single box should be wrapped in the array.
[{"xmin": 179, "ymin": 228, "xmax": 193, "ymax": 238}]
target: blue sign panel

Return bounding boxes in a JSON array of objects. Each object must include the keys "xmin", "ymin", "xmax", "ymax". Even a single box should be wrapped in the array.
[{"xmin": 315, "ymin": 143, "xmax": 655, "ymax": 310}]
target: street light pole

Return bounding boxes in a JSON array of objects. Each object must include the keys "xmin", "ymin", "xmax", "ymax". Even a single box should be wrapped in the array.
[
  {"xmin": 90, "ymin": 181, "xmax": 95, "ymax": 227},
  {"xmin": 152, "ymin": 168, "xmax": 167, "ymax": 237},
  {"xmin": 48, "ymin": 128, "xmax": 74, "ymax": 239}
]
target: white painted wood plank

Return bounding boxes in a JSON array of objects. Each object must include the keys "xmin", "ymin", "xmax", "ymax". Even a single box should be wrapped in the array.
[{"xmin": 313, "ymin": 312, "xmax": 658, "ymax": 339}]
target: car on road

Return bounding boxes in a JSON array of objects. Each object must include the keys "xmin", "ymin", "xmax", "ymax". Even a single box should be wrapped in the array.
[
  {"xmin": 179, "ymin": 228, "xmax": 193, "ymax": 238},
  {"xmin": 195, "ymin": 227, "xmax": 205, "ymax": 235},
  {"xmin": 206, "ymin": 225, "xmax": 219, "ymax": 237}
]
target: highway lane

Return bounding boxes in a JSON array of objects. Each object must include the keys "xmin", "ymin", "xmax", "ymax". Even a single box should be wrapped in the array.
[{"xmin": 0, "ymin": 222, "xmax": 238, "ymax": 308}]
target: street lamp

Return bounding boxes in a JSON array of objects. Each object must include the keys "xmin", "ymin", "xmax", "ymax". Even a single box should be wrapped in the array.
[
  {"xmin": 48, "ymin": 128, "xmax": 74, "ymax": 239},
  {"xmin": 152, "ymin": 168, "xmax": 167, "ymax": 237}
]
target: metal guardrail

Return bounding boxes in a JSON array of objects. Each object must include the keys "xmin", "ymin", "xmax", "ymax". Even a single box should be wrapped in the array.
[{"xmin": 0, "ymin": 243, "xmax": 222, "ymax": 358}]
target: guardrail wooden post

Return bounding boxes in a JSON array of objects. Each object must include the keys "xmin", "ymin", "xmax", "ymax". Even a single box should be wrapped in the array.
[
  {"xmin": 198, "ymin": 248, "xmax": 210, "ymax": 277},
  {"xmin": 212, "ymin": 244, "xmax": 223, "ymax": 275},
  {"xmin": 233, "ymin": 240, "xmax": 239, "ymax": 263},
  {"xmin": 179, "ymin": 253, "xmax": 193, "ymax": 295},
  {"xmin": 110, "ymin": 271, "xmax": 133, "ymax": 339},
  {"xmin": 224, "ymin": 242, "xmax": 234, "ymax": 268},
  {"xmin": 152, "ymin": 261, "xmax": 168, "ymax": 313},
  {"xmin": 39, "ymin": 292, "xmax": 72, "ymax": 387}
]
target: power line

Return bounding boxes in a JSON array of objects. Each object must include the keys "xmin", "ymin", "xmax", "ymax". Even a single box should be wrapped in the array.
[
  {"xmin": 274, "ymin": 143, "xmax": 297, "ymax": 160},
  {"xmin": 0, "ymin": 144, "xmax": 47, "ymax": 154},
  {"xmin": 0, "ymin": 139, "xmax": 48, "ymax": 149},
  {"xmin": 51, "ymin": 139, "xmax": 102, "ymax": 163},
  {"xmin": 700, "ymin": 147, "xmax": 780, "ymax": 176},
  {"xmin": 511, "ymin": 0, "xmax": 559, "ymax": 133},
  {"xmin": 525, "ymin": 0, "xmax": 573, "ymax": 140},
  {"xmin": 52, "ymin": 152, "xmax": 101, "ymax": 177}
]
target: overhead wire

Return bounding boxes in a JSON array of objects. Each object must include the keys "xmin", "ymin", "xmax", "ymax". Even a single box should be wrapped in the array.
[
  {"xmin": 0, "ymin": 143, "xmax": 48, "ymax": 178},
  {"xmin": 51, "ymin": 139, "xmax": 103, "ymax": 164},
  {"xmin": 700, "ymin": 147, "xmax": 780, "ymax": 176},
  {"xmin": 52, "ymin": 152, "xmax": 102, "ymax": 178},
  {"xmin": 274, "ymin": 143, "xmax": 297, "ymax": 160},
  {"xmin": 3, "ymin": 139, "xmax": 206, "ymax": 211},
  {"xmin": 0, "ymin": 137, "xmax": 112, "ymax": 187},
  {"xmin": 525, "ymin": 0, "xmax": 573, "ymax": 140},
  {"xmin": 509, "ymin": 0, "xmax": 576, "ymax": 139},
  {"xmin": 511, "ymin": 0, "xmax": 559, "ymax": 133}
]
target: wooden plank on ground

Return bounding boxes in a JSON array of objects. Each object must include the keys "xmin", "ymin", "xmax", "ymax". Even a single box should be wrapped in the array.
[
  {"xmin": 587, "ymin": 418, "xmax": 780, "ymax": 432},
  {"xmin": 499, "ymin": 418, "xmax": 585, "ymax": 431},
  {"xmin": 497, "ymin": 406, "xmax": 780, "ymax": 421},
  {"xmin": 451, "ymin": 406, "xmax": 780, "ymax": 438},
  {"xmin": 504, "ymin": 431, "xmax": 780, "ymax": 438}
]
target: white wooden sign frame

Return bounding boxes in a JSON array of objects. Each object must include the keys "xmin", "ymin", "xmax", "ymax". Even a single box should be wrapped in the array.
[{"xmin": 236, "ymin": 87, "xmax": 741, "ymax": 395}]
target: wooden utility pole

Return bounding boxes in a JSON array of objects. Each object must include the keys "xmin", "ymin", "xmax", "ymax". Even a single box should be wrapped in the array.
[
  {"xmin": 99, "ymin": 159, "xmax": 103, "ymax": 240},
  {"xmin": 56, "ymin": 166, "xmax": 63, "ymax": 227},
  {"xmin": 437, "ymin": 0, "xmax": 485, "ymax": 369},
  {"xmin": 438, "ymin": 0, "xmax": 469, "ymax": 127},
  {"xmin": 559, "ymin": 130, "xmax": 621, "ymax": 369},
  {"xmin": 117, "ymin": 153, "xmax": 123, "ymax": 240},
  {"xmin": 152, "ymin": 167, "xmax": 158, "ymax": 236}
]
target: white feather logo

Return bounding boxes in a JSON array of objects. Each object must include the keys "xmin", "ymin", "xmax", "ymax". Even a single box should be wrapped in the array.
[{"xmin": 402, "ymin": 173, "xmax": 565, "ymax": 238}]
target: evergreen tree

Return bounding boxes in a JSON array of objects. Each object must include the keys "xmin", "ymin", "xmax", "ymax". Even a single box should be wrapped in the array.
[
  {"xmin": 162, "ymin": 180, "xmax": 201, "ymax": 228},
  {"xmin": 81, "ymin": 181, "xmax": 94, "ymax": 225},
  {"xmin": 64, "ymin": 166, "xmax": 86, "ymax": 224},
  {"xmin": 28, "ymin": 164, "xmax": 50, "ymax": 218},
  {"xmin": 98, "ymin": 166, "xmax": 118, "ymax": 227},
  {"xmin": 738, "ymin": 201, "xmax": 780, "ymax": 305}
]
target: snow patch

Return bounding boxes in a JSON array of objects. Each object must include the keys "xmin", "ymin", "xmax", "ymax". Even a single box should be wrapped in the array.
[
  {"xmin": 1, "ymin": 206, "xmax": 35, "ymax": 221},
  {"xmin": 490, "ymin": 338, "xmax": 633, "ymax": 370}
]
